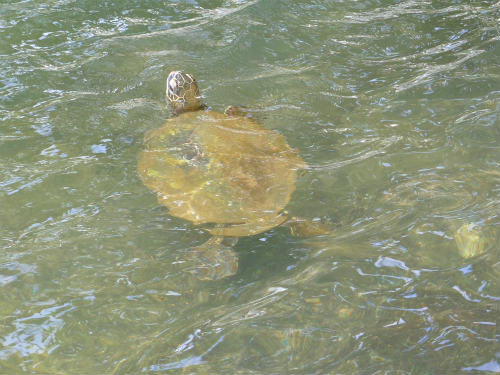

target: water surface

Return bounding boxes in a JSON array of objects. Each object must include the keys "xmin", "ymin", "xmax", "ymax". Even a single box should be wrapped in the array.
[{"xmin": 1, "ymin": 0, "xmax": 499, "ymax": 373}]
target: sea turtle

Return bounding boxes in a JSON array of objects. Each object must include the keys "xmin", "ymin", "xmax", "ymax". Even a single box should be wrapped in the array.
[{"xmin": 138, "ymin": 71, "xmax": 327, "ymax": 280}]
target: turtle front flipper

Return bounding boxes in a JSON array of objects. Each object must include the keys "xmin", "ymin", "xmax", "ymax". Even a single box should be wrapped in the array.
[
  {"xmin": 224, "ymin": 105, "xmax": 263, "ymax": 121},
  {"xmin": 185, "ymin": 236, "xmax": 239, "ymax": 280}
]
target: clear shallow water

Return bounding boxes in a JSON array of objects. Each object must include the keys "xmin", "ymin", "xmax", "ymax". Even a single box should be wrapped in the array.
[{"xmin": 1, "ymin": 0, "xmax": 499, "ymax": 373}]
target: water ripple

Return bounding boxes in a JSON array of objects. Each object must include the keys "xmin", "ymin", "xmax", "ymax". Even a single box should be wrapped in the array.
[{"xmin": 0, "ymin": 0, "xmax": 498, "ymax": 373}]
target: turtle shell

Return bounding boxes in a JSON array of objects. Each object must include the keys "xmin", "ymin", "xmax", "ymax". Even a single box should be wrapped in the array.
[{"xmin": 138, "ymin": 110, "xmax": 306, "ymax": 237}]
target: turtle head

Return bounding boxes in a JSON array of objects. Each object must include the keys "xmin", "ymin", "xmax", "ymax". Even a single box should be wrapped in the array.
[{"xmin": 166, "ymin": 71, "xmax": 202, "ymax": 115}]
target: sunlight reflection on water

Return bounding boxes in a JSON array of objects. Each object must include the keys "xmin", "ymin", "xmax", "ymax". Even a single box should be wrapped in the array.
[{"xmin": 0, "ymin": 0, "xmax": 499, "ymax": 373}]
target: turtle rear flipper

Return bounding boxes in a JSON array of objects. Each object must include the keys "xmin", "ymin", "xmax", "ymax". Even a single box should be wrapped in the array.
[
  {"xmin": 205, "ymin": 214, "xmax": 289, "ymax": 237},
  {"xmin": 286, "ymin": 217, "xmax": 331, "ymax": 237},
  {"xmin": 185, "ymin": 236, "xmax": 239, "ymax": 280}
]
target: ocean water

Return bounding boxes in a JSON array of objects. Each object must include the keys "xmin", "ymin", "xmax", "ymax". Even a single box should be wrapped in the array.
[{"xmin": 1, "ymin": 0, "xmax": 499, "ymax": 373}]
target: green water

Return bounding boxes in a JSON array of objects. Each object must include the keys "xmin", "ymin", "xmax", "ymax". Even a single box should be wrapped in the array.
[{"xmin": 1, "ymin": 0, "xmax": 499, "ymax": 373}]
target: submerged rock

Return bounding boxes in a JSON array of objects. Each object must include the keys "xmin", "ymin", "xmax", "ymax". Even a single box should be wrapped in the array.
[{"xmin": 454, "ymin": 223, "xmax": 490, "ymax": 258}]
